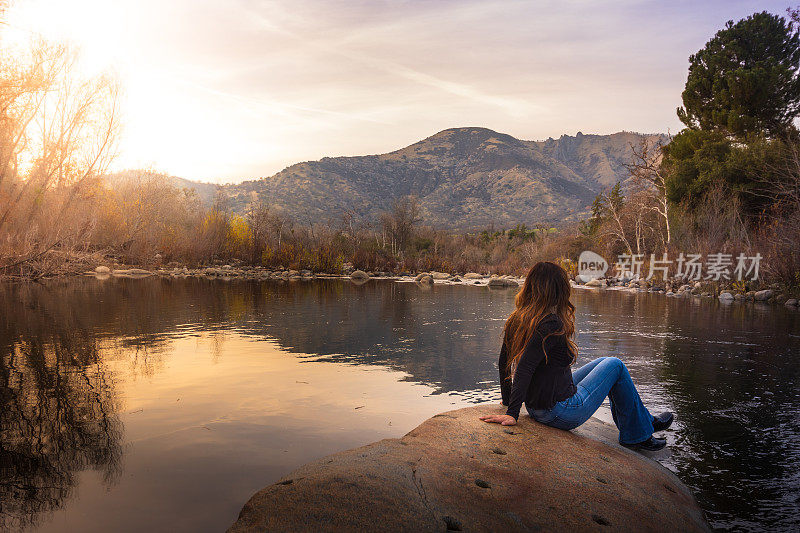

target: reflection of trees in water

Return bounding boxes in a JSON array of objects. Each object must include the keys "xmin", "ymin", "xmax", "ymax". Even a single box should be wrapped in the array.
[
  {"xmin": 4, "ymin": 278, "xmax": 798, "ymax": 530},
  {"xmin": 0, "ymin": 278, "xmax": 510, "ymax": 398},
  {"xmin": 0, "ymin": 277, "xmax": 512, "ymax": 528},
  {"xmin": 235, "ymin": 279, "xmax": 513, "ymax": 393},
  {"xmin": 0, "ymin": 285, "xmax": 123, "ymax": 531}
]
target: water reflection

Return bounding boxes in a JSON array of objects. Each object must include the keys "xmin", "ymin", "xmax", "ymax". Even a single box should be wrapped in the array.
[
  {"xmin": 0, "ymin": 284, "xmax": 123, "ymax": 531},
  {"xmin": 0, "ymin": 278, "xmax": 798, "ymax": 531}
]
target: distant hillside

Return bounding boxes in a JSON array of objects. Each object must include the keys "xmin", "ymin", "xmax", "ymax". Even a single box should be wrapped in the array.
[
  {"xmin": 104, "ymin": 170, "xmax": 219, "ymax": 205},
  {"xmin": 220, "ymin": 127, "xmax": 665, "ymax": 230},
  {"xmin": 108, "ymin": 128, "xmax": 665, "ymax": 231},
  {"xmin": 534, "ymin": 131, "xmax": 663, "ymax": 190}
]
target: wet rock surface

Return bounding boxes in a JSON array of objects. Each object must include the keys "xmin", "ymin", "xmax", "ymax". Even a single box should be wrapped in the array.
[{"xmin": 229, "ymin": 405, "xmax": 708, "ymax": 532}]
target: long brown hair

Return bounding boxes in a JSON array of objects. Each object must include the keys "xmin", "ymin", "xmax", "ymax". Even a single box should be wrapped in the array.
[{"xmin": 503, "ymin": 261, "xmax": 577, "ymax": 375}]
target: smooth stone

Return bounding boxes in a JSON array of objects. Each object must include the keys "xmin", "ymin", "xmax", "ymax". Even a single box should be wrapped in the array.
[
  {"xmin": 785, "ymin": 299, "xmax": 798, "ymax": 307},
  {"xmin": 430, "ymin": 271, "xmax": 451, "ymax": 280},
  {"xmin": 463, "ymin": 272, "xmax": 484, "ymax": 280},
  {"xmin": 585, "ymin": 278, "xmax": 606, "ymax": 288},
  {"xmin": 350, "ymin": 270, "xmax": 370, "ymax": 280},
  {"xmin": 754, "ymin": 289, "xmax": 774, "ymax": 301},
  {"xmin": 112, "ymin": 268, "xmax": 152, "ymax": 277},
  {"xmin": 229, "ymin": 406, "xmax": 708, "ymax": 533},
  {"xmin": 718, "ymin": 292, "xmax": 734, "ymax": 301},
  {"xmin": 487, "ymin": 277, "xmax": 518, "ymax": 288},
  {"xmin": 94, "ymin": 266, "xmax": 111, "ymax": 274}
]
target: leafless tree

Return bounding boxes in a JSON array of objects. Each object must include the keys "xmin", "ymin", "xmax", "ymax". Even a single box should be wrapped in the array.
[
  {"xmin": 268, "ymin": 208, "xmax": 292, "ymax": 248},
  {"xmin": 0, "ymin": 41, "xmax": 120, "ymax": 279},
  {"xmin": 596, "ymin": 183, "xmax": 634, "ymax": 255},
  {"xmin": 379, "ymin": 196, "xmax": 421, "ymax": 255},
  {"xmin": 247, "ymin": 199, "xmax": 272, "ymax": 264},
  {"xmin": 625, "ymin": 137, "xmax": 671, "ymax": 247}
]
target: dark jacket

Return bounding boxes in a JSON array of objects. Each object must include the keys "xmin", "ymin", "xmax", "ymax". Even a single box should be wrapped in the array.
[{"xmin": 499, "ymin": 313, "xmax": 577, "ymax": 419}]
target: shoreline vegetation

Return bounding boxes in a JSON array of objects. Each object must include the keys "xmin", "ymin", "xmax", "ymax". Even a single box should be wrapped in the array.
[{"xmin": 2, "ymin": 9, "xmax": 800, "ymax": 303}]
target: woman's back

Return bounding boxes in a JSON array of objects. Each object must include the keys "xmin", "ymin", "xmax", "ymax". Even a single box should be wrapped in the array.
[
  {"xmin": 483, "ymin": 261, "xmax": 670, "ymax": 452},
  {"xmin": 499, "ymin": 313, "xmax": 577, "ymax": 418}
]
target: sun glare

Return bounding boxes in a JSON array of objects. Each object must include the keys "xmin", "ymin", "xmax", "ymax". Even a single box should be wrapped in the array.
[
  {"xmin": 3, "ymin": 0, "xmax": 128, "ymax": 77},
  {"xmin": 1, "ymin": 0, "xmax": 250, "ymax": 180}
]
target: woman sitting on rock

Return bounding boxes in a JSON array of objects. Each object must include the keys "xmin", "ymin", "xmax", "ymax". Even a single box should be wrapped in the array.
[{"xmin": 480, "ymin": 261, "xmax": 672, "ymax": 451}]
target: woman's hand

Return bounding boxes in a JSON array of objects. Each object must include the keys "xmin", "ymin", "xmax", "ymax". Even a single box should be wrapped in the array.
[{"xmin": 479, "ymin": 414, "xmax": 517, "ymax": 426}]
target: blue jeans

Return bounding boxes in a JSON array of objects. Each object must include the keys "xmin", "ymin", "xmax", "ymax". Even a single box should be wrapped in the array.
[{"xmin": 527, "ymin": 356, "xmax": 654, "ymax": 444}]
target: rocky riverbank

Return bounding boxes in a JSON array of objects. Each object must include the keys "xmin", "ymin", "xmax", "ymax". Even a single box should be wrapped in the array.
[
  {"xmin": 83, "ymin": 263, "xmax": 799, "ymax": 309},
  {"xmin": 85, "ymin": 264, "xmax": 524, "ymax": 287},
  {"xmin": 228, "ymin": 405, "xmax": 708, "ymax": 532},
  {"xmin": 573, "ymin": 275, "xmax": 800, "ymax": 308}
]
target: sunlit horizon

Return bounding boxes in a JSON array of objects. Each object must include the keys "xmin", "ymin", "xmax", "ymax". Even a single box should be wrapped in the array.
[{"xmin": 2, "ymin": 0, "xmax": 791, "ymax": 183}]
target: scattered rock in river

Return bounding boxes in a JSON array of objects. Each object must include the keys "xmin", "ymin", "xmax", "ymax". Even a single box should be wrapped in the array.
[
  {"xmin": 585, "ymin": 278, "xmax": 606, "ymax": 288},
  {"xmin": 112, "ymin": 268, "xmax": 152, "ymax": 277},
  {"xmin": 81, "ymin": 265, "xmax": 800, "ymax": 310},
  {"xmin": 228, "ymin": 405, "xmax": 708, "ymax": 533},
  {"xmin": 754, "ymin": 289, "xmax": 774, "ymax": 301},
  {"xmin": 487, "ymin": 277, "xmax": 518, "ymax": 288}
]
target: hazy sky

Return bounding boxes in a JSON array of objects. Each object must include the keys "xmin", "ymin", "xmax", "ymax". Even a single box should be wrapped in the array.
[{"xmin": 3, "ymin": 0, "xmax": 793, "ymax": 182}]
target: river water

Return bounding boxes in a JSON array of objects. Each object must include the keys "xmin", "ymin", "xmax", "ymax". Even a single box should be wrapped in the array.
[{"xmin": 1, "ymin": 277, "xmax": 798, "ymax": 531}]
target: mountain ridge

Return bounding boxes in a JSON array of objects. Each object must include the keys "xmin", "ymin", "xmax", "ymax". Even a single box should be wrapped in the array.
[
  {"xmin": 219, "ymin": 127, "xmax": 665, "ymax": 230},
  {"xmin": 109, "ymin": 127, "xmax": 666, "ymax": 230}
]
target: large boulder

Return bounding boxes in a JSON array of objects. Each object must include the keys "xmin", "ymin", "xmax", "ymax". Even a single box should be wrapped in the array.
[
  {"xmin": 718, "ymin": 292, "xmax": 734, "ymax": 301},
  {"xmin": 754, "ymin": 289, "xmax": 773, "ymax": 301},
  {"xmin": 585, "ymin": 278, "xmax": 606, "ymax": 288},
  {"xmin": 350, "ymin": 270, "xmax": 369, "ymax": 280},
  {"xmin": 229, "ymin": 406, "xmax": 708, "ymax": 533},
  {"xmin": 487, "ymin": 277, "xmax": 518, "ymax": 288},
  {"xmin": 463, "ymin": 272, "xmax": 484, "ymax": 280},
  {"xmin": 94, "ymin": 265, "xmax": 111, "ymax": 274},
  {"xmin": 430, "ymin": 271, "xmax": 451, "ymax": 280}
]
